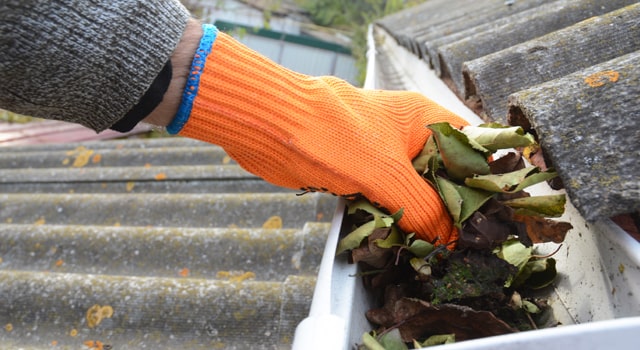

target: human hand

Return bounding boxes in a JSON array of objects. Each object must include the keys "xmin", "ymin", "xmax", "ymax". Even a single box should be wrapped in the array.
[{"xmin": 170, "ymin": 26, "xmax": 469, "ymax": 246}]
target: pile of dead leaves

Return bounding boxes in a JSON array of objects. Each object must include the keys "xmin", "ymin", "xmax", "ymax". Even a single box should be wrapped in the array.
[{"xmin": 337, "ymin": 122, "xmax": 573, "ymax": 349}]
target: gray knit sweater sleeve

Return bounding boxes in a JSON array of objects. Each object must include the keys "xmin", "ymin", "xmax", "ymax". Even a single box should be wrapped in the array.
[{"xmin": 0, "ymin": 0, "xmax": 191, "ymax": 132}]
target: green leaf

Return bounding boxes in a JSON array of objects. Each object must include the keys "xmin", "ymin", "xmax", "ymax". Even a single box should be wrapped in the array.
[
  {"xmin": 348, "ymin": 200, "xmax": 387, "ymax": 216},
  {"xmin": 435, "ymin": 176, "xmax": 463, "ymax": 224},
  {"xmin": 496, "ymin": 240, "xmax": 533, "ymax": 287},
  {"xmin": 390, "ymin": 207, "xmax": 405, "ymax": 224},
  {"xmin": 416, "ymin": 334, "xmax": 456, "ymax": 347},
  {"xmin": 513, "ymin": 170, "xmax": 558, "ymax": 192},
  {"xmin": 407, "ymin": 239, "xmax": 435, "ymax": 258},
  {"xmin": 378, "ymin": 329, "xmax": 409, "ymax": 350},
  {"xmin": 522, "ymin": 300, "xmax": 541, "ymax": 314},
  {"xmin": 461, "ymin": 124, "xmax": 535, "ymax": 152},
  {"xmin": 410, "ymin": 257, "xmax": 432, "ymax": 278},
  {"xmin": 374, "ymin": 226, "xmax": 403, "ymax": 248},
  {"xmin": 511, "ymin": 258, "xmax": 557, "ymax": 289},
  {"xmin": 362, "ymin": 332, "xmax": 386, "ymax": 350},
  {"xmin": 503, "ymin": 194, "xmax": 567, "ymax": 217},
  {"xmin": 435, "ymin": 176, "xmax": 494, "ymax": 227},
  {"xmin": 428, "ymin": 122, "xmax": 490, "ymax": 182},
  {"xmin": 412, "ymin": 135, "xmax": 438, "ymax": 175},
  {"xmin": 524, "ymin": 258, "xmax": 557, "ymax": 289},
  {"xmin": 465, "ymin": 167, "xmax": 557, "ymax": 193},
  {"xmin": 336, "ymin": 215, "xmax": 394, "ymax": 255}
]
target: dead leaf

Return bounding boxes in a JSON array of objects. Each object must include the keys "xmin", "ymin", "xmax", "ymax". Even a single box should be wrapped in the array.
[
  {"xmin": 461, "ymin": 124, "xmax": 535, "ymax": 152},
  {"xmin": 351, "ymin": 228, "xmax": 395, "ymax": 269},
  {"xmin": 489, "ymin": 152, "xmax": 525, "ymax": 174},
  {"xmin": 503, "ymin": 194, "xmax": 567, "ymax": 217},
  {"xmin": 367, "ymin": 296, "xmax": 517, "ymax": 342},
  {"xmin": 458, "ymin": 200, "xmax": 521, "ymax": 250},
  {"xmin": 513, "ymin": 214, "xmax": 572, "ymax": 244}
]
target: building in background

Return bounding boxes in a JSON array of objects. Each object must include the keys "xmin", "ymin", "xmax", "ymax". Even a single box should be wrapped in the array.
[{"xmin": 182, "ymin": 0, "xmax": 359, "ymax": 85}]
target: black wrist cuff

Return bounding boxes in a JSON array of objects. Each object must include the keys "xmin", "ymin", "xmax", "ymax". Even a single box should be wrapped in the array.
[{"xmin": 110, "ymin": 60, "xmax": 173, "ymax": 132}]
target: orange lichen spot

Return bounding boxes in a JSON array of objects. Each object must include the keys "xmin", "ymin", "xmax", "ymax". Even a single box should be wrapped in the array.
[
  {"xmin": 144, "ymin": 163, "xmax": 152, "ymax": 168},
  {"xmin": 179, "ymin": 268, "xmax": 190, "ymax": 277},
  {"xmin": 125, "ymin": 182, "xmax": 135, "ymax": 192},
  {"xmin": 5, "ymin": 217, "xmax": 12, "ymax": 224},
  {"xmin": 51, "ymin": 340, "xmax": 58, "ymax": 346},
  {"xmin": 4, "ymin": 323, "xmax": 13, "ymax": 332},
  {"xmin": 316, "ymin": 212, "xmax": 324, "ymax": 221},
  {"xmin": 66, "ymin": 146, "xmax": 94, "ymax": 168},
  {"xmin": 229, "ymin": 271, "xmax": 256, "ymax": 283},
  {"xmin": 91, "ymin": 153, "xmax": 102, "ymax": 164},
  {"xmin": 154, "ymin": 173, "xmax": 167, "ymax": 181},
  {"xmin": 69, "ymin": 328, "xmax": 78, "ymax": 337},
  {"xmin": 216, "ymin": 271, "xmax": 231, "ymax": 279},
  {"xmin": 34, "ymin": 217, "xmax": 46, "ymax": 226},
  {"xmin": 222, "ymin": 155, "xmax": 232, "ymax": 164},
  {"xmin": 62, "ymin": 158, "xmax": 70, "ymax": 165},
  {"xmin": 113, "ymin": 222, "xmax": 121, "ymax": 227},
  {"xmin": 218, "ymin": 270, "xmax": 257, "ymax": 282},
  {"xmin": 55, "ymin": 259, "xmax": 64, "ymax": 267},
  {"xmin": 584, "ymin": 70, "xmax": 619, "ymax": 87},
  {"xmin": 262, "ymin": 216, "xmax": 283, "ymax": 229},
  {"xmin": 84, "ymin": 340, "xmax": 105, "ymax": 350},
  {"xmin": 86, "ymin": 305, "xmax": 114, "ymax": 328}
]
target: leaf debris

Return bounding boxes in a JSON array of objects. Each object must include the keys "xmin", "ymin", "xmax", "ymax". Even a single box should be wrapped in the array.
[{"xmin": 343, "ymin": 122, "xmax": 571, "ymax": 349}]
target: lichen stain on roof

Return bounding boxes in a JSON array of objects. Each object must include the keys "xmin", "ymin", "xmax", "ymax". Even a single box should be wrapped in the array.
[{"xmin": 375, "ymin": 0, "xmax": 639, "ymax": 222}]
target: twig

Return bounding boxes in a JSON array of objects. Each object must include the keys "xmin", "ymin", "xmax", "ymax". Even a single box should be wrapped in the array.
[{"xmin": 531, "ymin": 244, "xmax": 563, "ymax": 259}]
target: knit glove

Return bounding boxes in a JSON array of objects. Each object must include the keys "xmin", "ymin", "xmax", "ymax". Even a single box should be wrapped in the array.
[{"xmin": 168, "ymin": 25, "xmax": 469, "ymax": 246}]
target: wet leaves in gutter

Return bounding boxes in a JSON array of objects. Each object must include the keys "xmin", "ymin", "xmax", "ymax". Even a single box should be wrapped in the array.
[{"xmin": 339, "ymin": 123, "xmax": 572, "ymax": 349}]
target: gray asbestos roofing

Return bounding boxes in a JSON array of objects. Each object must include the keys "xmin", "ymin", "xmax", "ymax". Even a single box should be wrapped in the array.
[
  {"xmin": 0, "ymin": 138, "xmax": 336, "ymax": 349},
  {"xmin": 377, "ymin": 0, "xmax": 640, "ymax": 221}
]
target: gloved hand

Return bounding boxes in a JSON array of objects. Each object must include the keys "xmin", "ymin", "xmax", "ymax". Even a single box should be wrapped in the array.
[{"xmin": 168, "ymin": 25, "xmax": 469, "ymax": 246}]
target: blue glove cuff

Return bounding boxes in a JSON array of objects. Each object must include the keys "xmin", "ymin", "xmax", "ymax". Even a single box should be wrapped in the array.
[{"xmin": 167, "ymin": 24, "xmax": 219, "ymax": 135}]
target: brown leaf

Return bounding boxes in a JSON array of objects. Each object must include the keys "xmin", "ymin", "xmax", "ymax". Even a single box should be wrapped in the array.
[
  {"xmin": 366, "ymin": 285, "xmax": 411, "ymax": 327},
  {"xmin": 522, "ymin": 145, "xmax": 564, "ymax": 190},
  {"xmin": 489, "ymin": 152, "xmax": 525, "ymax": 174},
  {"xmin": 351, "ymin": 228, "xmax": 394, "ymax": 269},
  {"xmin": 458, "ymin": 200, "xmax": 515, "ymax": 249},
  {"xmin": 496, "ymin": 190, "xmax": 530, "ymax": 202},
  {"xmin": 367, "ymin": 297, "xmax": 517, "ymax": 342},
  {"xmin": 458, "ymin": 199, "xmax": 533, "ymax": 249},
  {"xmin": 513, "ymin": 214, "xmax": 572, "ymax": 244}
]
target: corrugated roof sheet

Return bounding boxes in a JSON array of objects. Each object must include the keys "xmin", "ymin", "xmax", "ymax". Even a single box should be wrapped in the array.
[
  {"xmin": 0, "ymin": 137, "xmax": 336, "ymax": 349},
  {"xmin": 375, "ymin": 0, "xmax": 639, "ymax": 222}
]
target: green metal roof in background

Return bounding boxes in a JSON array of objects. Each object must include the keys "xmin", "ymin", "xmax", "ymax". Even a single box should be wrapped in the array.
[{"xmin": 214, "ymin": 20, "xmax": 353, "ymax": 55}]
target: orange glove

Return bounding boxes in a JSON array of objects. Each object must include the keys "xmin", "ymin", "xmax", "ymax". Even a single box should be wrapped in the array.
[{"xmin": 168, "ymin": 25, "xmax": 469, "ymax": 246}]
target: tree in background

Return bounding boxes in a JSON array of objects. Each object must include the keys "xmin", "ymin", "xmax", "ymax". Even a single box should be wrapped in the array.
[{"xmin": 294, "ymin": 0, "xmax": 426, "ymax": 84}]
